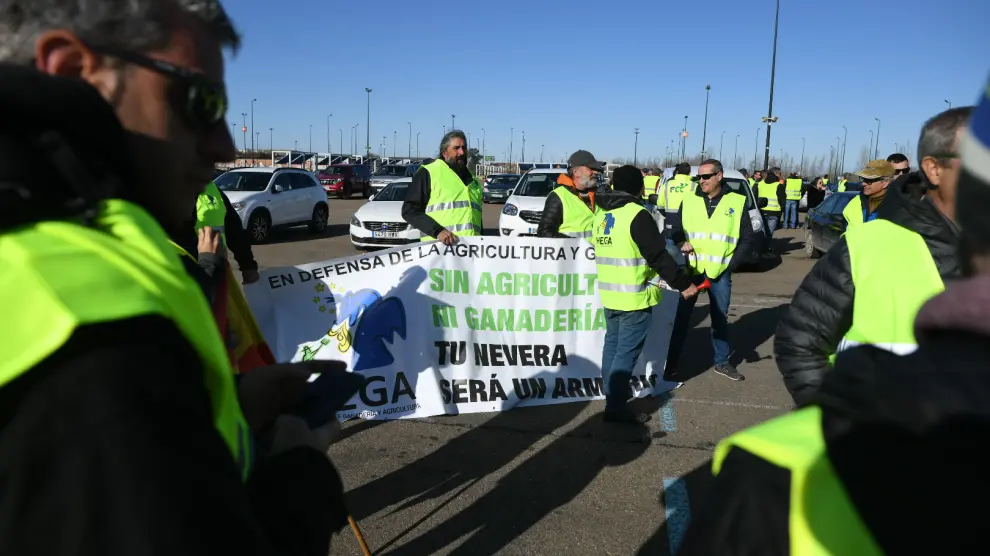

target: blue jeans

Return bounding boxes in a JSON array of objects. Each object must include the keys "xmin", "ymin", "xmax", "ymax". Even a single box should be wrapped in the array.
[
  {"xmin": 667, "ymin": 272, "xmax": 733, "ymax": 369},
  {"xmin": 601, "ymin": 308, "xmax": 653, "ymax": 410},
  {"xmin": 785, "ymin": 200, "xmax": 799, "ymax": 228},
  {"xmin": 765, "ymin": 213, "xmax": 779, "ymax": 236}
]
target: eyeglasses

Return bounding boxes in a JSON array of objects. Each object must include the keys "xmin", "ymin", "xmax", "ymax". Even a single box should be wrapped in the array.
[
  {"xmin": 862, "ymin": 177, "xmax": 887, "ymax": 185},
  {"xmin": 87, "ymin": 44, "xmax": 228, "ymax": 130},
  {"xmin": 893, "ymin": 168, "xmax": 910, "ymax": 175},
  {"xmin": 694, "ymin": 172, "xmax": 718, "ymax": 181}
]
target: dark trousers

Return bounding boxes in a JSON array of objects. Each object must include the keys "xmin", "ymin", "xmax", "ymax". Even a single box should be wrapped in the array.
[{"xmin": 667, "ymin": 272, "xmax": 733, "ymax": 369}]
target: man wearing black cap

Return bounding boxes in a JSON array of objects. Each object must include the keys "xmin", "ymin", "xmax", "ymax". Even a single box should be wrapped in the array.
[
  {"xmin": 537, "ymin": 150, "xmax": 603, "ymax": 239},
  {"xmin": 593, "ymin": 165, "xmax": 698, "ymax": 424}
]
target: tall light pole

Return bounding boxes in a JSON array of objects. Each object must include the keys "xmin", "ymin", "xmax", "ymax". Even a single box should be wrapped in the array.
[
  {"xmin": 835, "ymin": 137, "xmax": 842, "ymax": 176},
  {"xmin": 874, "ymin": 117, "xmax": 881, "ymax": 159},
  {"xmin": 734, "ymin": 134, "xmax": 739, "ymax": 168},
  {"xmin": 309, "ymin": 124, "xmax": 312, "ymax": 156},
  {"xmin": 451, "ymin": 114, "xmax": 456, "ymax": 129},
  {"xmin": 416, "ymin": 132, "xmax": 421, "ymax": 157},
  {"xmin": 681, "ymin": 116, "xmax": 688, "ymax": 159},
  {"xmin": 521, "ymin": 131, "xmax": 526, "ymax": 163},
  {"xmin": 407, "ymin": 122, "xmax": 412, "ymax": 158},
  {"xmin": 719, "ymin": 130, "xmax": 725, "ymax": 160},
  {"xmin": 481, "ymin": 128, "xmax": 486, "ymax": 160},
  {"xmin": 800, "ymin": 137, "xmax": 806, "ymax": 173},
  {"xmin": 868, "ymin": 129, "xmax": 874, "ymax": 162},
  {"xmin": 701, "ymin": 85, "xmax": 711, "ymax": 157},
  {"xmin": 393, "ymin": 130, "xmax": 397, "ymax": 158},
  {"xmin": 509, "ymin": 128, "xmax": 514, "ymax": 164},
  {"xmin": 763, "ymin": 0, "xmax": 781, "ymax": 171},
  {"xmin": 269, "ymin": 127, "xmax": 273, "ymax": 153},
  {"xmin": 231, "ymin": 123, "xmax": 237, "ymax": 150},
  {"xmin": 250, "ymin": 99, "xmax": 257, "ymax": 152},
  {"xmin": 326, "ymin": 114, "xmax": 332, "ymax": 155},
  {"xmin": 382, "ymin": 135, "xmax": 386, "ymax": 157},
  {"xmin": 945, "ymin": 100, "xmax": 952, "ymax": 109},
  {"xmin": 634, "ymin": 128, "xmax": 640, "ymax": 167},
  {"xmin": 364, "ymin": 88, "xmax": 372, "ymax": 159},
  {"xmin": 241, "ymin": 113, "xmax": 247, "ymax": 154},
  {"xmin": 541, "ymin": 144, "xmax": 544, "ymax": 163},
  {"xmin": 840, "ymin": 125, "xmax": 848, "ymax": 174},
  {"xmin": 351, "ymin": 123, "xmax": 359, "ymax": 155}
]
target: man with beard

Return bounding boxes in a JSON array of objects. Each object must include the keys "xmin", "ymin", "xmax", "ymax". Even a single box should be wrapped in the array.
[
  {"xmin": 841, "ymin": 159, "xmax": 895, "ymax": 229},
  {"xmin": 0, "ymin": 1, "xmax": 348, "ymax": 554},
  {"xmin": 775, "ymin": 106, "xmax": 972, "ymax": 405},
  {"xmin": 537, "ymin": 150, "xmax": 603, "ymax": 239},
  {"xmin": 403, "ymin": 130, "xmax": 481, "ymax": 246}
]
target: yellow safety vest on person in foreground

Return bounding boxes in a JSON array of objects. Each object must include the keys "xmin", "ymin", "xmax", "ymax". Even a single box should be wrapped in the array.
[
  {"xmin": 0, "ymin": 199, "xmax": 253, "ymax": 481},
  {"xmin": 420, "ymin": 160, "xmax": 482, "ymax": 241},
  {"xmin": 785, "ymin": 178, "xmax": 803, "ymax": 201},
  {"xmin": 713, "ymin": 406, "xmax": 883, "ymax": 555},
  {"xmin": 551, "ymin": 186, "xmax": 598, "ymax": 240},
  {"xmin": 593, "ymin": 202, "xmax": 662, "ymax": 311},
  {"xmin": 643, "ymin": 175, "xmax": 660, "ymax": 200},
  {"xmin": 835, "ymin": 219, "xmax": 944, "ymax": 356},
  {"xmin": 681, "ymin": 191, "xmax": 747, "ymax": 279},
  {"xmin": 197, "ymin": 181, "xmax": 227, "ymax": 243},
  {"xmin": 662, "ymin": 174, "xmax": 694, "ymax": 214},
  {"xmin": 758, "ymin": 180, "xmax": 781, "ymax": 212}
]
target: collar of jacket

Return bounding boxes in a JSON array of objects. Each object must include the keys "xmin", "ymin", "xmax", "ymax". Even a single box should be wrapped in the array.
[
  {"xmin": 596, "ymin": 189, "xmax": 641, "ymax": 211},
  {"xmin": 693, "ymin": 181, "xmax": 727, "ymax": 202},
  {"xmin": 0, "ymin": 64, "xmax": 138, "ymax": 230}
]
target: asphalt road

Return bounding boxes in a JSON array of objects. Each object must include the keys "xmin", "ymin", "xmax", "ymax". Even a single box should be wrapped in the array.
[{"xmin": 249, "ymin": 199, "xmax": 814, "ymax": 556}]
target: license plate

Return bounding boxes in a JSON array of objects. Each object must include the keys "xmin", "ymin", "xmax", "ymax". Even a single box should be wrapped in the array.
[
  {"xmin": 372, "ymin": 231, "xmax": 399, "ymax": 238},
  {"xmin": 526, "ymin": 228, "xmax": 536, "ymax": 234}
]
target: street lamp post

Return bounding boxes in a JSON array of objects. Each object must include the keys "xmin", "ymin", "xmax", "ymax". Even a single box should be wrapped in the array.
[
  {"xmin": 701, "ymin": 85, "xmax": 711, "ymax": 157},
  {"xmin": 841, "ymin": 125, "xmax": 847, "ymax": 174},
  {"xmin": 231, "ymin": 123, "xmax": 237, "ymax": 150},
  {"xmin": 800, "ymin": 137, "xmax": 806, "ymax": 173},
  {"xmin": 734, "ymin": 134, "xmax": 739, "ymax": 168},
  {"xmin": 874, "ymin": 117, "xmax": 881, "ymax": 159},
  {"xmin": 416, "ymin": 132, "xmax": 420, "ymax": 158},
  {"xmin": 393, "ymin": 130, "xmax": 397, "ymax": 158},
  {"xmin": 521, "ymin": 131, "xmax": 526, "ymax": 163},
  {"xmin": 541, "ymin": 144, "xmax": 544, "ymax": 164},
  {"xmin": 481, "ymin": 128, "xmax": 486, "ymax": 160},
  {"xmin": 241, "ymin": 113, "xmax": 247, "ymax": 155},
  {"xmin": 763, "ymin": 0, "xmax": 781, "ymax": 171},
  {"xmin": 634, "ymin": 128, "xmax": 640, "ymax": 167},
  {"xmin": 326, "ymin": 114, "xmax": 332, "ymax": 156},
  {"xmin": 682, "ymin": 116, "xmax": 688, "ymax": 159},
  {"xmin": 835, "ymin": 137, "xmax": 842, "ymax": 177},
  {"xmin": 719, "ymin": 130, "xmax": 725, "ymax": 160},
  {"xmin": 407, "ymin": 122, "xmax": 412, "ymax": 158},
  {"xmin": 509, "ymin": 128, "xmax": 514, "ymax": 165},
  {"xmin": 945, "ymin": 100, "xmax": 952, "ymax": 109},
  {"xmin": 451, "ymin": 114, "xmax": 456, "ymax": 129},
  {"xmin": 269, "ymin": 128, "xmax": 273, "ymax": 153},
  {"xmin": 251, "ymin": 99, "xmax": 256, "ymax": 152},
  {"xmin": 365, "ymin": 88, "xmax": 372, "ymax": 159}
]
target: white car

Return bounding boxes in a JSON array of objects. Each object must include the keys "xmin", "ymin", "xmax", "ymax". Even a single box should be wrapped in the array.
[
  {"xmin": 350, "ymin": 178, "xmax": 422, "ymax": 249},
  {"xmin": 215, "ymin": 167, "xmax": 329, "ymax": 244},
  {"xmin": 498, "ymin": 168, "xmax": 566, "ymax": 237}
]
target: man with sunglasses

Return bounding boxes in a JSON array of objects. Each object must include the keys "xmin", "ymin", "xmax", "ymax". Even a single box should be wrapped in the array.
[
  {"xmin": 887, "ymin": 152, "xmax": 911, "ymax": 178},
  {"xmin": 0, "ymin": 1, "xmax": 349, "ymax": 554},
  {"xmin": 665, "ymin": 159, "xmax": 754, "ymax": 382},
  {"xmin": 775, "ymin": 106, "xmax": 971, "ymax": 405},
  {"xmin": 841, "ymin": 159, "xmax": 895, "ymax": 229}
]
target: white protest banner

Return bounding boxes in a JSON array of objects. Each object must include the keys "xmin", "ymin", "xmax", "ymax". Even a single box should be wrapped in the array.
[{"xmin": 245, "ymin": 236, "xmax": 680, "ymax": 420}]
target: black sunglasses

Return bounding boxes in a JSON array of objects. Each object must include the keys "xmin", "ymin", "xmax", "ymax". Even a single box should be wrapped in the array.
[
  {"xmin": 862, "ymin": 177, "xmax": 887, "ymax": 184},
  {"xmin": 893, "ymin": 168, "xmax": 910, "ymax": 175},
  {"xmin": 88, "ymin": 44, "xmax": 228, "ymax": 130},
  {"xmin": 694, "ymin": 172, "xmax": 718, "ymax": 181}
]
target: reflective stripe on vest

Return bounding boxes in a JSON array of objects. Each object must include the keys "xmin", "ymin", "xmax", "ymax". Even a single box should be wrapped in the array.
[
  {"xmin": 0, "ymin": 199, "xmax": 253, "ymax": 480},
  {"xmin": 713, "ymin": 406, "xmax": 883, "ymax": 555},
  {"xmin": 681, "ymin": 191, "xmax": 747, "ymax": 279},
  {"xmin": 643, "ymin": 175, "xmax": 660, "ymax": 199},
  {"xmin": 837, "ymin": 219, "xmax": 944, "ymax": 357},
  {"xmin": 420, "ymin": 160, "xmax": 483, "ymax": 241},
  {"xmin": 842, "ymin": 196, "xmax": 866, "ymax": 229},
  {"xmin": 593, "ymin": 203, "xmax": 662, "ymax": 311},
  {"xmin": 551, "ymin": 186, "xmax": 598, "ymax": 241},
  {"xmin": 197, "ymin": 181, "xmax": 228, "ymax": 243},
  {"xmin": 758, "ymin": 180, "xmax": 781, "ymax": 211},
  {"xmin": 662, "ymin": 175, "xmax": 694, "ymax": 213},
  {"xmin": 785, "ymin": 178, "xmax": 803, "ymax": 201}
]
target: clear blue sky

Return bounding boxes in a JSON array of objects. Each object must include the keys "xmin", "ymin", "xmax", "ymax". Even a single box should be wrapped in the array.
[{"xmin": 223, "ymin": 0, "xmax": 989, "ymax": 169}]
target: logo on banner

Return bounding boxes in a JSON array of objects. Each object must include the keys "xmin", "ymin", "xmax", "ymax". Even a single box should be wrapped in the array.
[{"xmin": 301, "ymin": 282, "xmax": 408, "ymax": 371}]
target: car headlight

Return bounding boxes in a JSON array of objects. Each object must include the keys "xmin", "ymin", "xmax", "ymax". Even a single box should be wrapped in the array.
[
  {"xmin": 350, "ymin": 215, "xmax": 361, "ymax": 227},
  {"xmin": 483, "ymin": 186, "xmax": 489, "ymax": 193},
  {"xmin": 231, "ymin": 201, "xmax": 246, "ymax": 211},
  {"xmin": 502, "ymin": 203, "xmax": 518, "ymax": 216}
]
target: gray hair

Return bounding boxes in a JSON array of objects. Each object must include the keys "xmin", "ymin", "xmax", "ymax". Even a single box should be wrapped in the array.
[
  {"xmin": 918, "ymin": 106, "xmax": 973, "ymax": 162},
  {"xmin": 439, "ymin": 130, "xmax": 466, "ymax": 156},
  {"xmin": 700, "ymin": 158, "xmax": 724, "ymax": 174},
  {"xmin": 0, "ymin": 0, "xmax": 241, "ymax": 64}
]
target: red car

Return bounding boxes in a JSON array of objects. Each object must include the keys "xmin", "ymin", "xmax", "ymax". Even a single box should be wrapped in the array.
[{"xmin": 318, "ymin": 164, "xmax": 372, "ymax": 198}]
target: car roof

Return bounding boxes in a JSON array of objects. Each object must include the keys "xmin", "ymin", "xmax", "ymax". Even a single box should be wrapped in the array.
[{"xmin": 227, "ymin": 166, "xmax": 308, "ymax": 173}]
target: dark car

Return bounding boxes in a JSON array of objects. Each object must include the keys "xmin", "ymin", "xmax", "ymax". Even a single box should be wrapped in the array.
[
  {"xmin": 803, "ymin": 191, "xmax": 857, "ymax": 258},
  {"xmin": 483, "ymin": 173, "xmax": 520, "ymax": 203},
  {"xmin": 317, "ymin": 164, "xmax": 372, "ymax": 199}
]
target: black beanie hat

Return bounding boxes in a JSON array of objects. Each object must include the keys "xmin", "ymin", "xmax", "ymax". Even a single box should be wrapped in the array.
[{"xmin": 612, "ymin": 165, "xmax": 644, "ymax": 196}]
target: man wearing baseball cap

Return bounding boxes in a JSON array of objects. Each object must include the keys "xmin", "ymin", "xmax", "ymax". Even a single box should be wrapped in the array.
[
  {"xmin": 537, "ymin": 150, "xmax": 603, "ymax": 239},
  {"xmin": 841, "ymin": 159, "xmax": 895, "ymax": 229},
  {"xmin": 776, "ymin": 106, "xmax": 972, "ymax": 405}
]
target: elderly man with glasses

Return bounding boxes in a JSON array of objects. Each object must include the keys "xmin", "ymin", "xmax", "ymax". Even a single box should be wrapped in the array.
[
  {"xmin": 665, "ymin": 159, "xmax": 755, "ymax": 383},
  {"xmin": 841, "ymin": 159, "xmax": 896, "ymax": 229},
  {"xmin": 775, "ymin": 106, "xmax": 973, "ymax": 406}
]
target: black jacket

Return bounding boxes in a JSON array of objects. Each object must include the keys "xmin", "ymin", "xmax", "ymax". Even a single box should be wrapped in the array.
[
  {"xmin": 681, "ymin": 275, "xmax": 990, "ymax": 555},
  {"xmin": 595, "ymin": 191, "xmax": 691, "ymax": 291},
  {"xmin": 0, "ymin": 65, "xmax": 345, "ymax": 556},
  {"xmin": 402, "ymin": 161, "xmax": 475, "ymax": 237},
  {"xmin": 537, "ymin": 185, "xmax": 594, "ymax": 238},
  {"xmin": 669, "ymin": 183, "xmax": 755, "ymax": 275},
  {"xmin": 774, "ymin": 172, "xmax": 962, "ymax": 405}
]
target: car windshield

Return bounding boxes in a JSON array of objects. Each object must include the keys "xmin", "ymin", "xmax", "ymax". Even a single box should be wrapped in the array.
[
  {"xmin": 374, "ymin": 183, "xmax": 409, "ymax": 201},
  {"xmin": 215, "ymin": 171, "xmax": 270, "ymax": 192},
  {"xmin": 722, "ymin": 178, "xmax": 755, "ymax": 211},
  {"xmin": 487, "ymin": 175, "xmax": 518, "ymax": 188},
  {"xmin": 375, "ymin": 165, "xmax": 407, "ymax": 177},
  {"xmin": 513, "ymin": 173, "xmax": 561, "ymax": 196},
  {"xmin": 325, "ymin": 166, "xmax": 352, "ymax": 176}
]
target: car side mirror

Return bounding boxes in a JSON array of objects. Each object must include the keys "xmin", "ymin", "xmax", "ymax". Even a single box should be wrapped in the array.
[
  {"xmin": 272, "ymin": 184, "xmax": 284, "ymax": 194},
  {"xmin": 648, "ymin": 193, "xmax": 659, "ymax": 205},
  {"xmin": 368, "ymin": 194, "xmax": 375, "ymax": 201},
  {"xmin": 757, "ymin": 197, "xmax": 769, "ymax": 208},
  {"xmin": 507, "ymin": 189, "xmax": 515, "ymax": 197}
]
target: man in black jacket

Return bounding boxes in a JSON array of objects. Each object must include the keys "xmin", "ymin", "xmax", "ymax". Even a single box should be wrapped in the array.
[
  {"xmin": 0, "ymin": 2, "xmax": 346, "ymax": 554},
  {"xmin": 775, "ymin": 106, "xmax": 972, "ymax": 405},
  {"xmin": 679, "ymin": 78, "xmax": 990, "ymax": 556},
  {"xmin": 402, "ymin": 130, "xmax": 475, "ymax": 246}
]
